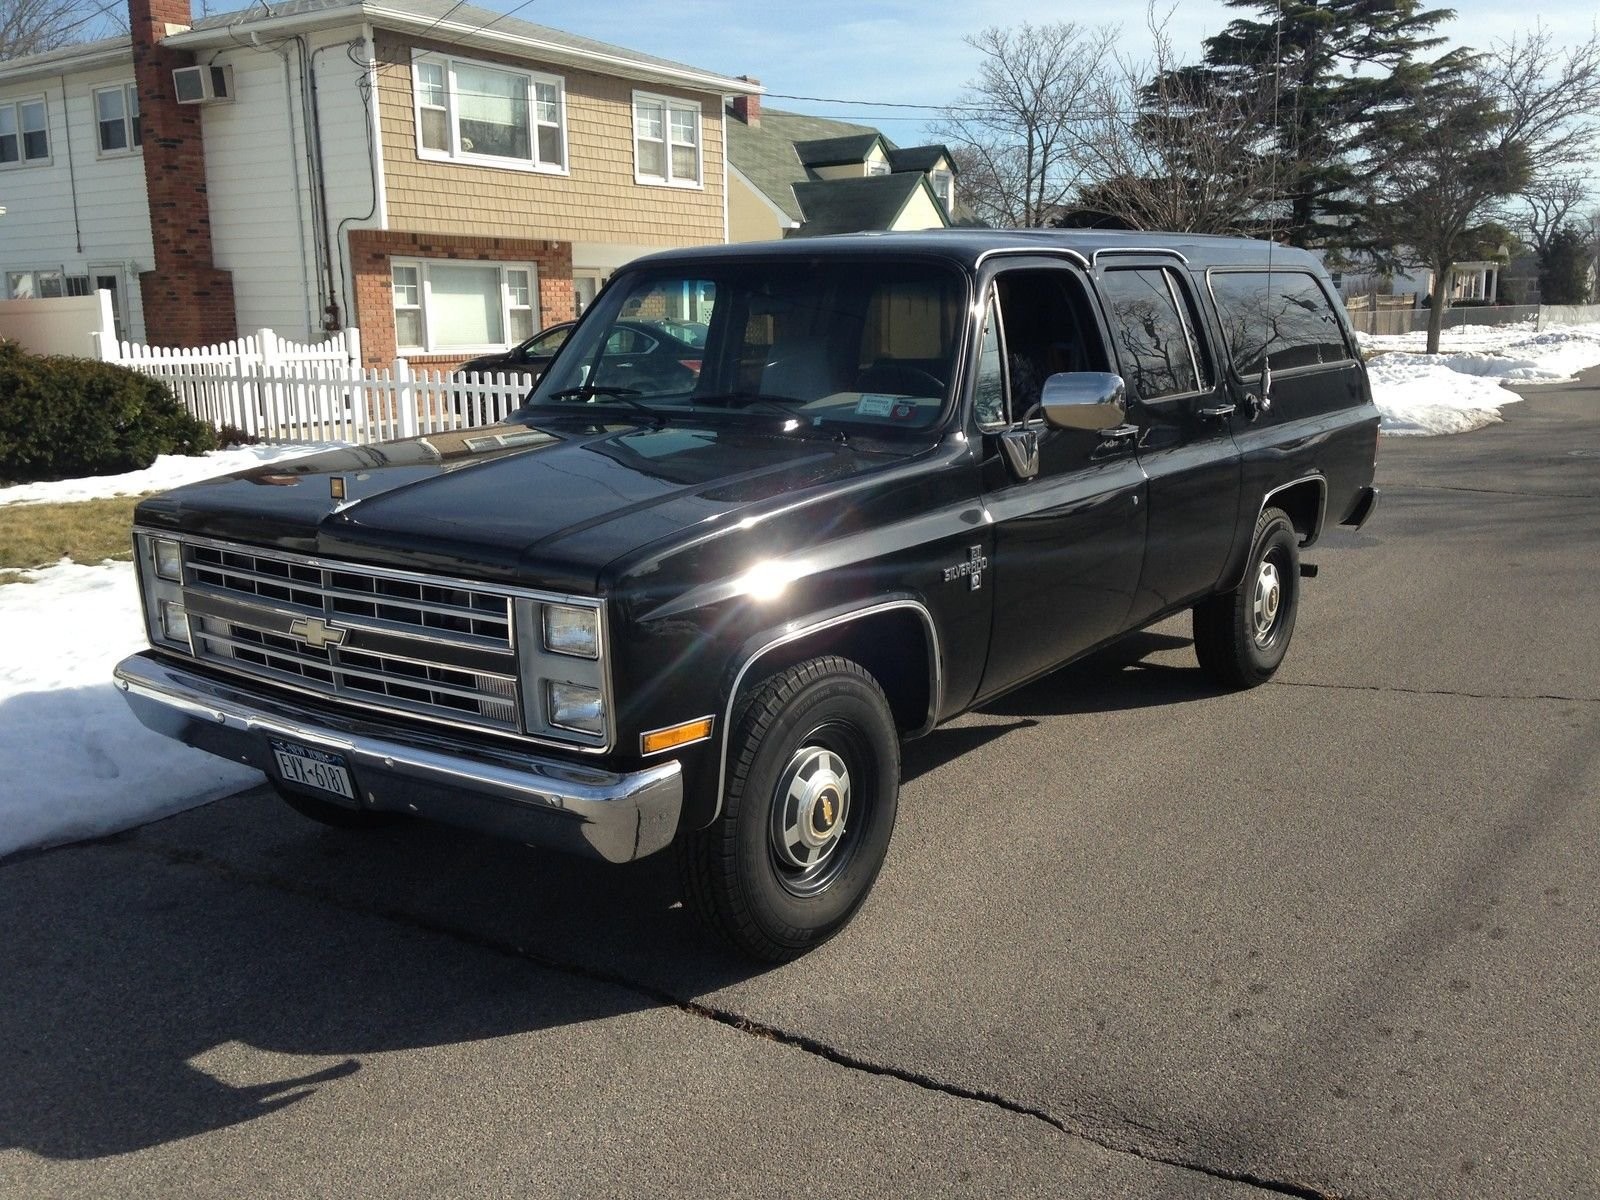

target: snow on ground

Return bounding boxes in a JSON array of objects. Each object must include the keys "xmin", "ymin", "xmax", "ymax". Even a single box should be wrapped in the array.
[
  {"xmin": 0, "ymin": 442, "xmax": 337, "ymax": 507},
  {"xmin": 0, "ymin": 559, "xmax": 262, "ymax": 860},
  {"xmin": 1360, "ymin": 322, "xmax": 1600, "ymax": 436}
]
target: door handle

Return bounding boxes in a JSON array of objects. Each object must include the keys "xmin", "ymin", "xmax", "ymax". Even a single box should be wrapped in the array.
[
  {"xmin": 1097, "ymin": 423, "xmax": 1139, "ymax": 443},
  {"xmin": 1198, "ymin": 403, "xmax": 1236, "ymax": 421}
]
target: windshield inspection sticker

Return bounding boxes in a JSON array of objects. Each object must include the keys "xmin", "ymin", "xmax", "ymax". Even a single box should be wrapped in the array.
[{"xmin": 856, "ymin": 393, "xmax": 897, "ymax": 417}]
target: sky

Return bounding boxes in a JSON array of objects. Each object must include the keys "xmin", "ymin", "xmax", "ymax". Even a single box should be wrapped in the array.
[{"xmin": 480, "ymin": 0, "xmax": 1600, "ymax": 139}]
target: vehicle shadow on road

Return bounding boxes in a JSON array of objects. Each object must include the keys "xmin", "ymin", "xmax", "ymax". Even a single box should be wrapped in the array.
[
  {"xmin": 0, "ymin": 784, "xmax": 764, "ymax": 1162},
  {"xmin": 981, "ymin": 630, "xmax": 1226, "ymax": 718}
]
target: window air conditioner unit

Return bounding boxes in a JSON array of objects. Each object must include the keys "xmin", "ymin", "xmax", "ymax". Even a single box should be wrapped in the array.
[{"xmin": 172, "ymin": 64, "xmax": 234, "ymax": 105}]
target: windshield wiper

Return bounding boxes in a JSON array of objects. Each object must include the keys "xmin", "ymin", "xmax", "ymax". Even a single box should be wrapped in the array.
[
  {"xmin": 695, "ymin": 391, "xmax": 807, "ymax": 419},
  {"xmin": 540, "ymin": 385, "xmax": 663, "ymax": 425}
]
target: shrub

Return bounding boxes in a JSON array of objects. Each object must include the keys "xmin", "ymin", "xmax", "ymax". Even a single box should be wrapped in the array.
[
  {"xmin": 0, "ymin": 341, "xmax": 216, "ymax": 484},
  {"xmin": 216, "ymin": 423, "xmax": 260, "ymax": 447}
]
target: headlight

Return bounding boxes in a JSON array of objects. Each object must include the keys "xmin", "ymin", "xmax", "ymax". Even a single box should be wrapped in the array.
[
  {"xmin": 153, "ymin": 538, "xmax": 183, "ymax": 581},
  {"xmin": 160, "ymin": 600, "xmax": 191, "ymax": 644},
  {"xmin": 547, "ymin": 681, "xmax": 604, "ymax": 734},
  {"xmin": 543, "ymin": 604, "xmax": 599, "ymax": 658}
]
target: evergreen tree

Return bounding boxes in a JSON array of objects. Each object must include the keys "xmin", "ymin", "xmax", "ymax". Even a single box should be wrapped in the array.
[
  {"xmin": 1165, "ymin": 0, "xmax": 1471, "ymax": 248},
  {"xmin": 1539, "ymin": 227, "xmax": 1594, "ymax": 305}
]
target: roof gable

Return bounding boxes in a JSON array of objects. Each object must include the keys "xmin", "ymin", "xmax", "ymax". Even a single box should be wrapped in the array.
[{"xmin": 791, "ymin": 173, "xmax": 950, "ymax": 238}]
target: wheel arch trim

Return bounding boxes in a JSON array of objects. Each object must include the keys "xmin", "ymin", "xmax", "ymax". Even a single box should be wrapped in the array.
[
  {"xmin": 1226, "ymin": 473, "xmax": 1326, "ymax": 590},
  {"xmin": 710, "ymin": 598, "xmax": 943, "ymax": 824}
]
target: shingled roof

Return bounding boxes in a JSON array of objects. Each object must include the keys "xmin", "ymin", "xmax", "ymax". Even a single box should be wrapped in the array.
[
  {"xmin": 791, "ymin": 174, "xmax": 945, "ymax": 238},
  {"xmin": 727, "ymin": 105, "xmax": 960, "ymax": 235}
]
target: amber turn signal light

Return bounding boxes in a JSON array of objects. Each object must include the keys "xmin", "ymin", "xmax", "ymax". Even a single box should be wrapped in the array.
[{"xmin": 640, "ymin": 716, "xmax": 714, "ymax": 755}]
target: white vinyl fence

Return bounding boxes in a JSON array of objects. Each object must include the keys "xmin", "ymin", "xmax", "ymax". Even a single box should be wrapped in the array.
[{"xmin": 97, "ymin": 328, "xmax": 537, "ymax": 445}]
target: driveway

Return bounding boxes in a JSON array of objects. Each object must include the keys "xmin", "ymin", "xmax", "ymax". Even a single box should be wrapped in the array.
[{"xmin": 4, "ymin": 367, "xmax": 1597, "ymax": 1198}]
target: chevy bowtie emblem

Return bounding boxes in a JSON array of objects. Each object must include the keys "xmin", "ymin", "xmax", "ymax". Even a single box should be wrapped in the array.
[{"xmin": 288, "ymin": 616, "xmax": 349, "ymax": 650}]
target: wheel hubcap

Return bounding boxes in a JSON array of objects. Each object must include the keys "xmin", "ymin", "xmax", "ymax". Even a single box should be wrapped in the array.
[
  {"xmin": 770, "ymin": 745, "xmax": 852, "ymax": 891},
  {"xmin": 1253, "ymin": 559, "xmax": 1282, "ymax": 643}
]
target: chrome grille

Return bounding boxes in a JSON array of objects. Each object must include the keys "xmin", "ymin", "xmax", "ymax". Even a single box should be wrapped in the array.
[
  {"xmin": 188, "ymin": 544, "xmax": 511, "ymax": 647},
  {"xmin": 182, "ymin": 542, "xmax": 522, "ymax": 734}
]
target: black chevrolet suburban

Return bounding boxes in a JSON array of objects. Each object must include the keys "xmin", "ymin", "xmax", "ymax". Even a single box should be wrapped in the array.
[{"xmin": 116, "ymin": 230, "xmax": 1379, "ymax": 960}]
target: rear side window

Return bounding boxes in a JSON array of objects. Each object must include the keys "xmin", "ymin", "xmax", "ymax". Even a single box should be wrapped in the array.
[
  {"xmin": 1098, "ymin": 267, "xmax": 1209, "ymax": 401},
  {"xmin": 1209, "ymin": 271, "xmax": 1349, "ymax": 376}
]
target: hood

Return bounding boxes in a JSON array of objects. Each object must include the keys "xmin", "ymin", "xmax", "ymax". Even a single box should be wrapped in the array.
[{"xmin": 134, "ymin": 417, "xmax": 910, "ymax": 593}]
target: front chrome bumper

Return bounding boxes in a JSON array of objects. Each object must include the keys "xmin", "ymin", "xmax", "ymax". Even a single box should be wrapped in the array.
[{"xmin": 113, "ymin": 653, "xmax": 682, "ymax": 864}]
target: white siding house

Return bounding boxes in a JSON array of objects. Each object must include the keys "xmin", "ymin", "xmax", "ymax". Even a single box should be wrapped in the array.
[
  {"xmin": 0, "ymin": 40, "xmax": 155, "ymax": 341},
  {"xmin": 198, "ymin": 22, "xmax": 383, "ymax": 340}
]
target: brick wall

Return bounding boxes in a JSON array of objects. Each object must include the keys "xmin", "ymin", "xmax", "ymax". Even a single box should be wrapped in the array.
[
  {"xmin": 128, "ymin": 0, "xmax": 237, "ymax": 345},
  {"xmin": 374, "ymin": 31, "xmax": 725, "ymax": 247},
  {"xmin": 349, "ymin": 229, "xmax": 573, "ymax": 368}
]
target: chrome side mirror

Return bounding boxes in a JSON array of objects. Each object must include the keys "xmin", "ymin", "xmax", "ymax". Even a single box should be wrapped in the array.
[{"xmin": 1039, "ymin": 372, "xmax": 1127, "ymax": 431}]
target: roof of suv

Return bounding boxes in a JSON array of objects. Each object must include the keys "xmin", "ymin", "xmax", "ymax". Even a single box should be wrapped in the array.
[{"xmin": 631, "ymin": 229, "xmax": 1324, "ymax": 273}]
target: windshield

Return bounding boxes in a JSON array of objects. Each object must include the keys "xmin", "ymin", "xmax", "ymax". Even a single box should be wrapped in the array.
[{"xmin": 527, "ymin": 259, "xmax": 967, "ymax": 433}]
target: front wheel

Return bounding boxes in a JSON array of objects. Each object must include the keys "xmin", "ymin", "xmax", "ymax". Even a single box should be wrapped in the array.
[
  {"xmin": 678, "ymin": 656, "xmax": 900, "ymax": 961},
  {"xmin": 1193, "ymin": 505, "xmax": 1301, "ymax": 688}
]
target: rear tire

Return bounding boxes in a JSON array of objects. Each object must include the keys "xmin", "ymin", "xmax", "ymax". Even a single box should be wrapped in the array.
[
  {"xmin": 678, "ymin": 656, "xmax": 900, "ymax": 962},
  {"xmin": 1194, "ymin": 505, "xmax": 1300, "ymax": 688}
]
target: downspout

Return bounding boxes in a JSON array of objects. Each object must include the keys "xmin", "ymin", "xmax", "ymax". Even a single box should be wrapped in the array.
[
  {"xmin": 307, "ymin": 39, "xmax": 342, "ymax": 329},
  {"xmin": 60, "ymin": 76, "xmax": 83, "ymax": 254},
  {"xmin": 273, "ymin": 41, "xmax": 317, "ymax": 338},
  {"xmin": 720, "ymin": 94, "xmax": 729, "ymax": 244}
]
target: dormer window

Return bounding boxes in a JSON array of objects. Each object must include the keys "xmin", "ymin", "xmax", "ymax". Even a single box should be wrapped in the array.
[
  {"xmin": 867, "ymin": 160, "xmax": 891, "ymax": 177},
  {"xmin": 930, "ymin": 168, "xmax": 954, "ymax": 214}
]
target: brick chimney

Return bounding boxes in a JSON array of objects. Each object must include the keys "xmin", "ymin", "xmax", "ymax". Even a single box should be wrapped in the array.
[
  {"xmin": 128, "ymin": 0, "xmax": 236, "ymax": 346},
  {"xmin": 731, "ymin": 77, "xmax": 760, "ymax": 127}
]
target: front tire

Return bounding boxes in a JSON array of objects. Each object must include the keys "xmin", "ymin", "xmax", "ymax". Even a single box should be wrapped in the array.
[
  {"xmin": 1193, "ymin": 505, "xmax": 1301, "ymax": 688},
  {"xmin": 679, "ymin": 656, "xmax": 900, "ymax": 962}
]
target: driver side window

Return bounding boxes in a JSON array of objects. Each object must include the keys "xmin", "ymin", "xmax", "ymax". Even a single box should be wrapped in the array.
[{"xmin": 976, "ymin": 270, "xmax": 1104, "ymax": 429}]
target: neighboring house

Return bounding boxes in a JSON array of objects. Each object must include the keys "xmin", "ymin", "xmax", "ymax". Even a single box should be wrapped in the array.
[
  {"xmin": 0, "ymin": 0, "xmax": 758, "ymax": 367},
  {"xmin": 1391, "ymin": 259, "xmax": 1505, "ymax": 306},
  {"xmin": 724, "ymin": 90, "xmax": 958, "ymax": 241}
]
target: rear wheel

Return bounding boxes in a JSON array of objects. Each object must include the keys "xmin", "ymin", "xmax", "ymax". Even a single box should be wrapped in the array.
[
  {"xmin": 678, "ymin": 656, "xmax": 900, "ymax": 961},
  {"xmin": 1193, "ymin": 505, "xmax": 1301, "ymax": 688}
]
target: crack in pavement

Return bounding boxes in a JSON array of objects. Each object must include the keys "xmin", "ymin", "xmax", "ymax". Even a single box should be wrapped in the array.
[
  {"xmin": 1382, "ymin": 483, "xmax": 1600, "ymax": 500},
  {"xmin": 97, "ymin": 835, "xmax": 1336, "ymax": 1200},
  {"xmin": 1271, "ymin": 679, "xmax": 1598, "ymax": 704}
]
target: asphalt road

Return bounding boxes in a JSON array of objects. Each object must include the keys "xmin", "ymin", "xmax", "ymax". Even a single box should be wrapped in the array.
[{"xmin": 4, "ymin": 368, "xmax": 1598, "ymax": 1199}]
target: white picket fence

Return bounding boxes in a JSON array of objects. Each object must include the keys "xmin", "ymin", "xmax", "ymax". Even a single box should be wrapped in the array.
[{"xmin": 96, "ymin": 327, "xmax": 538, "ymax": 445}]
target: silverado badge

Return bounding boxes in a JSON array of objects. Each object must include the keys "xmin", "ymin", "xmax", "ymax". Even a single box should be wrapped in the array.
[{"xmin": 943, "ymin": 545, "xmax": 988, "ymax": 591}]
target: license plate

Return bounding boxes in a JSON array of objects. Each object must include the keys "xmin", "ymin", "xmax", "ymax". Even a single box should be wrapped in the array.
[{"xmin": 270, "ymin": 737, "xmax": 356, "ymax": 802}]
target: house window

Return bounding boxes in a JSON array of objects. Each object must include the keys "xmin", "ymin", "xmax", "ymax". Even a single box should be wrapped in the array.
[
  {"xmin": 633, "ymin": 92, "xmax": 701, "ymax": 187},
  {"xmin": 930, "ymin": 168, "xmax": 954, "ymax": 213},
  {"xmin": 392, "ymin": 259, "xmax": 541, "ymax": 353},
  {"xmin": 867, "ymin": 160, "xmax": 891, "ymax": 177},
  {"xmin": 94, "ymin": 85, "xmax": 141, "ymax": 154},
  {"xmin": 411, "ymin": 51, "xmax": 565, "ymax": 171},
  {"xmin": 0, "ymin": 97, "xmax": 50, "ymax": 166},
  {"xmin": 7, "ymin": 270, "xmax": 65, "ymax": 298}
]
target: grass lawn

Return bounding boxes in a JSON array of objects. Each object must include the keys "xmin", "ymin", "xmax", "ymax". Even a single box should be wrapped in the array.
[{"xmin": 0, "ymin": 495, "xmax": 149, "ymax": 582}]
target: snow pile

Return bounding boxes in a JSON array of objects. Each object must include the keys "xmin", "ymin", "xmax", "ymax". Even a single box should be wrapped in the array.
[
  {"xmin": 0, "ymin": 442, "xmax": 337, "ymax": 507},
  {"xmin": 1360, "ymin": 322, "xmax": 1600, "ymax": 436},
  {"xmin": 0, "ymin": 560, "xmax": 262, "ymax": 860}
]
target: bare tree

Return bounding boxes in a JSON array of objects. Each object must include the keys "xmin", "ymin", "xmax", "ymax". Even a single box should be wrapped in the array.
[
  {"xmin": 1521, "ymin": 176, "xmax": 1593, "ymax": 260},
  {"xmin": 932, "ymin": 22, "xmax": 1119, "ymax": 228},
  {"xmin": 1063, "ymin": 5, "xmax": 1280, "ymax": 234},
  {"xmin": 1, "ymin": 0, "xmax": 126, "ymax": 59},
  {"xmin": 1371, "ymin": 26, "xmax": 1600, "ymax": 351}
]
